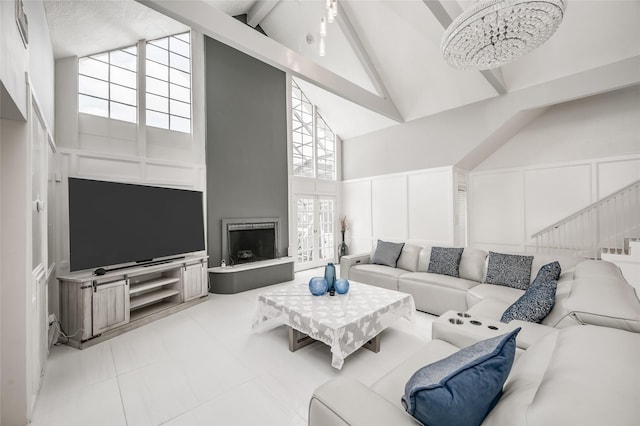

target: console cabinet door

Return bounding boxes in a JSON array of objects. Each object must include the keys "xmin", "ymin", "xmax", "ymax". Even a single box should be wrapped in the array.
[
  {"xmin": 183, "ymin": 263, "xmax": 207, "ymax": 301},
  {"xmin": 92, "ymin": 279, "xmax": 130, "ymax": 335}
]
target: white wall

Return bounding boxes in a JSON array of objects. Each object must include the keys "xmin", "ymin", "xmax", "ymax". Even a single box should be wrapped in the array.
[
  {"xmin": 342, "ymin": 63, "xmax": 640, "ymax": 180},
  {"xmin": 469, "ymin": 87, "xmax": 640, "ymax": 253},
  {"xmin": 0, "ymin": 0, "xmax": 28, "ymax": 119},
  {"xmin": 475, "ymin": 87, "xmax": 640, "ymax": 171},
  {"xmin": 342, "ymin": 167, "xmax": 455, "ymax": 254},
  {"xmin": 24, "ymin": 0, "xmax": 55, "ymax": 130}
]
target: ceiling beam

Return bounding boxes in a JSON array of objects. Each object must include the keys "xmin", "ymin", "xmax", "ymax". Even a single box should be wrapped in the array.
[
  {"xmin": 137, "ymin": 0, "xmax": 403, "ymax": 123},
  {"xmin": 247, "ymin": 0, "xmax": 279, "ymax": 28},
  {"xmin": 422, "ymin": 0, "xmax": 507, "ymax": 95},
  {"xmin": 336, "ymin": 2, "xmax": 396, "ymax": 106}
]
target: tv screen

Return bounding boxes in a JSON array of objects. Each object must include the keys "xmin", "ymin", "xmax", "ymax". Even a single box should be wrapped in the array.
[{"xmin": 68, "ymin": 178, "xmax": 205, "ymax": 272}]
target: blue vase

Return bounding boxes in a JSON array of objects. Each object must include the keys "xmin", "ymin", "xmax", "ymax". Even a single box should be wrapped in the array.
[
  {"xmin": 324, "ymin": 262, "xmax": 336, "ymax": 295},
  {"xmin": 335, "ymin": 278, "xmax": 349, "ymax": 294},
  {"xmin": 309, "ymin": 277, "xmax": 328, "ymax": 296}
]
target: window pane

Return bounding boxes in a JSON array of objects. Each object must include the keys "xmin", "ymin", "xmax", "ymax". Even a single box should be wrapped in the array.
[
  {"xmin": 110, "ymin": 84, "xmax": 136, "ymax": 106},
  {"xmin": 146, "ymin": 93, "xmax": 168, "ymax": 113},
  {"xmin": 110, "ymin": 66, "xmax": 136, "ymax": 88},
  {"xmin": 170, "ymin": 37, "xmax": 190, "ymax": 58},
  {"xmin": 170, "ymin": 84, "xmax": 189, "ymax": 103},
  {"xmin": 146, "ymin": 60, "xmax": 168, "ymax": 81},
  {"xmin": 170, "ymin": 52, "xmax": 190, "ymax": 72},
  {"xmin": 174, "ymin": 32, "xmax": 190, "ymax": 43},
  {"xmin": 170, "ymin": 116, "xmax": 190, "ymax": 133},
  {"xmin": 146, "ymin": 110, "xmax": 169, "ymax": 128},
  {"xmin": 79, "ymin": 57, "xmax": 108, "ymax": 80},
  {"xmin": 146, "ymin": 43, "xmax": 169, "ymax": 66},
  {"xmin": 123, "ymin": 46, "xmax": 137, "ymax": 55},
  {"xmin": 146, "ymin": 76, "xmax": 168, "ymax": 97},
  {"xmin": 149, "ymin": 37, "xmax": 168, "ymax": 50},
  {"xmin": 169, "ymin": 68, "xmax": 190, "ymax": 88},
  {"xmin": 79, "ymin": 94, "xmax": 108, "ymax": 117},
  {"xmin": 170, "ymin": 99, "xmax": 190, "ymax": 118},
  {"xmin": 110, "ymin": 102, "xmax": 137, "ymax": 123},
  {"xmin": 79, "ymin": 75, "xmax": 108, "ymax": 98},
  {"xmin": 110, "ymin": 50, "xmax": 136, "ymax": 71},
  {"xmin": 89, "ymin": 52, "xmax": 108, "ymax": 63}
]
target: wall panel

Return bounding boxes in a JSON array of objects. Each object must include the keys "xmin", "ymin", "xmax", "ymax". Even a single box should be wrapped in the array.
[
  {"xmin": 407, "ymin": 170, "xmax": 452, "ymax": 245},
  {"xmin": 598, "ymin": 158, "xmax": 640, "ymax": 198},
  {"xmin": 342, "ymin": 180, "xmax": 372, "ymax": 245},
  {"xmin": 470, "ymin": 170, "xmax": 524, "ymax": 248},
  {"xmin": 524, "ymin": 165, "xmax": 592, "ymax": 243},
  {"xmin": 372, "ymin": 175, "xmax": 406, "ymax": 241}
]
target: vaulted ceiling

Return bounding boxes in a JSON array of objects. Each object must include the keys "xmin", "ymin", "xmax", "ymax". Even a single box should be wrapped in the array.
[{"xmin": 44, "ymin": 1, "xmax": 640, "ymax": 139}]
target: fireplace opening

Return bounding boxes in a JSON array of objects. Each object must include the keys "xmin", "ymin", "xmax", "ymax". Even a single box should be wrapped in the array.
[{"xmin": 226, "ymin": 221, "xmax": 277, "ymax": 265}]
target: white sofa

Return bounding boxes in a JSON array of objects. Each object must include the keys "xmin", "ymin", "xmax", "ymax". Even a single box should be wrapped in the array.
[
  {"xmin": 309, "ymin": 324, "xmax": 640, "ymax": 426},
  {"xmin": 341, "ymin": 244, "xmax": 640, "ymax": 332}
]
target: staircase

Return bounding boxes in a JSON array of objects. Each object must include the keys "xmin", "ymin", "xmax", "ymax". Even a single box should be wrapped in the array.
[{"xmin": 531, "ymin": 180, "xmax": 640, "ymax": 259}]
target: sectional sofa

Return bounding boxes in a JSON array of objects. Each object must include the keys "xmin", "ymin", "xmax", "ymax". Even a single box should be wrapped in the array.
[
  {"xmin": 340, "ymin": 243, "xmax": 640, "ymax": 332},
  {"xmin": 308, "ymin": 244, "xmax": 640, "ymax": 425}
]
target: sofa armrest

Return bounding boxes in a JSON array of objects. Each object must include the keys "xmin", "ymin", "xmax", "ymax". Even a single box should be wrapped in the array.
[
  {"xmin": 309, "ymin": 377, "xmax": 419, "ymax": 426},
  {"xmin": 505, "ymin": 320, "xmax": 558, "ymax": 349},
  {"xmin": 340, "ymin": 253, "xmax": 371, "ymax": 279}
]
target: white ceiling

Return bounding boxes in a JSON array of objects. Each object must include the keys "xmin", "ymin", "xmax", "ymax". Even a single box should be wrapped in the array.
[{"xmin": 43, "ymin": 0, "xmax": 640, "ymax": 139}]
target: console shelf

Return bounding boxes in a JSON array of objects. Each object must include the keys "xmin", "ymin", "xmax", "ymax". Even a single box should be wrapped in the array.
[
  {"xmin": 129, "ymin": 277, "xmax": 181, "ymax": 295},
  {"xmin": 130, "ymin": 288, "xmax": 181, "ymax": 310}
]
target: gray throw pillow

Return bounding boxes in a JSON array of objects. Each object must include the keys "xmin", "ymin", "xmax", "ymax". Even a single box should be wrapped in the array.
[
  {"xmin": 427, "ymin": 247, "xmax": 464, "ymax": 277},
  {"xmin": 371, "ymin": 240, "xmax": 405, "ymax": 268},
  {"xmin": 485, "ymin": 252, "xmax": 534, "ymax": 290}
]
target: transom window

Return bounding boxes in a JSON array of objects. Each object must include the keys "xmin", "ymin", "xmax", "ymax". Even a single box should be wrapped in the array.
[
  {"xmin": 78, "ymin": 46, "xmax": 137, "ymax": 123},
  {"xmin": 146, "ymin": 32, "xmax": 192, "ymax": 133},
  {"xmin": 292, "ymin": 80, "xmax": 336, "ymax": 180}
]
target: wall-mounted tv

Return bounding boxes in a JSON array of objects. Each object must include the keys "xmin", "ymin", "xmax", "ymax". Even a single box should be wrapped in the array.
[{"xmin": 68, "ymin": 178, "xmax": 205, "ymax": 272}]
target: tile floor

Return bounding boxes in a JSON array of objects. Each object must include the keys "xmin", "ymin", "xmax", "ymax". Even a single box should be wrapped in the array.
[{"xmin": 31, "ymin": 267, "xmax": 436, "ymax": 426}]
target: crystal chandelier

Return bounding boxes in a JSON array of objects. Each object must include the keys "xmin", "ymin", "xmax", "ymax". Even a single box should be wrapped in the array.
[{"xmin": 442, "ymin": 0, "xmax": 567, "ymax": 70}]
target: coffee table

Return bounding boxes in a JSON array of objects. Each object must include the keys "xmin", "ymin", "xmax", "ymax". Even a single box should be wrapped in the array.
[{"xmin": 252, "ymin": 281, "xmax": 415, "ymax": 369}]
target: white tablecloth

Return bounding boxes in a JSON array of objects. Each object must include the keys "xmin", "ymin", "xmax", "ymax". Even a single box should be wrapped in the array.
[{"xmin": 252, "ymin": 281, "xmax": 415, "ymax": 369}]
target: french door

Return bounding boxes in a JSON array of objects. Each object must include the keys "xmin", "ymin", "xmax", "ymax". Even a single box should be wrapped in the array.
[{"xmin": 296, "ymin": 195, "xmax": 336, "ymax": 269}]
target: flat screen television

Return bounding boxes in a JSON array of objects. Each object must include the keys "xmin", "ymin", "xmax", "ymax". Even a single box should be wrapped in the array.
[{"xmin": 68, "ymin": 178, "xmax": 205, "ymax": 272}]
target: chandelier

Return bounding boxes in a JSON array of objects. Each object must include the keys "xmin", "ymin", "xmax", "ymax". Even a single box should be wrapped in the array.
[
  {"xmin": 319, "ymin": 0, "xmax": 338, "ymax": 56},
  {"xmin": 442, "ymin": 0, "xmax": 567, "ymax": 70}
]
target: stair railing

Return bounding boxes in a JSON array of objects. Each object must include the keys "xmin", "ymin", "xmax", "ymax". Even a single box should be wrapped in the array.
[{"xmin": 532, "ymin": 179, "xmax": 640, "ymax": 259}]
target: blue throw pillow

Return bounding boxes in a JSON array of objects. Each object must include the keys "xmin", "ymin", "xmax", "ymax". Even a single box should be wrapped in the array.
[
  {"xmin": 371, "ymin": 240, "xmax": 405, "ymax": 267},
  {"xmin": 501, "ymin": 261, "xmax": 561, "ymax": 323},
  {"xmin": 485, "ymin": 252, "xmax": 534, "ymax": 290},
  {"xmin": 402, "ymin": 328, "xmax": 520, "ymax": 426},
  {"xmin": 428, "ymin": 247, "xmax": 464, "ymax": 277}
]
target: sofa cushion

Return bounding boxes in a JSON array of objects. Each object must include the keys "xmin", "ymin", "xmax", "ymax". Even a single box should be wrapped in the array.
[
  {"xmin": 396, "ymin": 244, "xmax": 422, "ymax": 272},
  {"xmin": 371, "ymin": 240, "xmax": 405, "ymax": 267},
  {"xmin": 417, "ymin": 246, "xmax": 432, "ymax": 272},
  {"xmin": 500, "ymin": 279, "xmax": 558, "ymax": 324},
  {"xmin": 459, "ymin": 247, "xmax": 488, "ymax": 282},
  {"xmin": 401, "ymin": 272, "xmax": 479, "ymax": 293},
  {"xmin": 485, "ymin": 252, "xmax": 534, "ymax": 290},
  {"xmin": 529, "ymin": 254, "xmax": 583, "ymax": 284},
  {"xmin": 485, "ymin": 326, "xmax": 640, "ymax": 426},
  {"xmin": 427, "ymin": 247, "xmax": 464, "ymax": 277},
  {"xmin": 466, "ymin": 284, "xmax": 524, "ymax": 308},
  {"xmin": 402, "ymin": 328, "xmax": 520, "ymax": 426},
  {"xmin": 349, "ymin": 264, "xmax": 406, "ymax": 291}
]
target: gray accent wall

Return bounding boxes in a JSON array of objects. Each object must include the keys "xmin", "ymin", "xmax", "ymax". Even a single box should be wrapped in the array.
[{"xmin": 204, "ymin": 36, "xmax": 288, "ymax": 266}]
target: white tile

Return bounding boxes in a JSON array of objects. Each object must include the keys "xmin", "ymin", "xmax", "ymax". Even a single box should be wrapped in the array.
[
  {"xmin": 117, "ymin": 359, "xmax": 200, "ymax": 425},
  {"xmin": 40, "ymin": 342, "xmax": 117, "ymax": 393},
  {"xmin": 162, "ymin": 380, "xmax": 306, "ymax": 426},
  {"xmin": 31, "ymin": 378, "xmax": 126, "ymax": 426}
]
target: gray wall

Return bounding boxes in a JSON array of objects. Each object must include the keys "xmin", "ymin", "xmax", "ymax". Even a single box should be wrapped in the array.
[{"xmin": 205, "ymin": 36, "xmax": 288, "ymax": 266}]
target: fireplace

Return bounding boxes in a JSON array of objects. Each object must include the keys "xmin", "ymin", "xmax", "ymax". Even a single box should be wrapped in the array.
[{"xmin": 222, "ymin": 218, "xmax": 279, "ymax": 265}]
